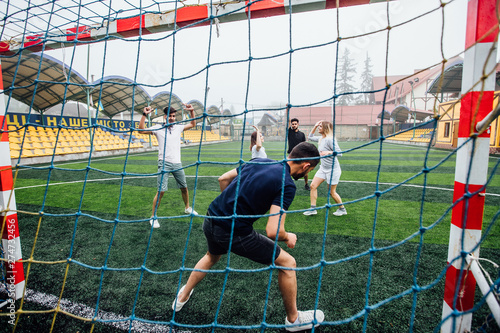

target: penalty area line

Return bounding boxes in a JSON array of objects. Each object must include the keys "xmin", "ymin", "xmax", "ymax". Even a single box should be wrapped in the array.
[
  {"xmin": 17, "ymin": 288, "xmax": 190, "ymax": 333},
  {"xmin": 13, "ymin": 176, "xmax": 500, "ymax": 197}
]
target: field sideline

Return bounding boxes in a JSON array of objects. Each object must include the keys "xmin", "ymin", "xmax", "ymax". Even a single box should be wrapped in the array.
[{"xmin": 1, "ymin": 140, "xmax": 499, "ymax": 332}]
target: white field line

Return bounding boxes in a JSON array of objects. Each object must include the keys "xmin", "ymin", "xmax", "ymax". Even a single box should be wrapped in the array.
[
  {"xmin": 13, "ymin": 176, "xmax": 500, "ymax": 197},
  {"xmin": 7, "ymin": 152, "xmax": 499, "ymax": 330},
  {"xmin": 18, "ymin": 288, "xmax": 189, "ymax": 333}
]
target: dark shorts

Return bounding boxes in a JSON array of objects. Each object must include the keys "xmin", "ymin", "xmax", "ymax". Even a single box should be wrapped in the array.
[{"xmin": 202, "ymin": 218, "xmax": 281, "ymax": 265}]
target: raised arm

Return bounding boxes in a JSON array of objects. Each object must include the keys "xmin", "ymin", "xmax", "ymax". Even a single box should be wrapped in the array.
[
  {"xmin": 252, "ymin": 125, "xmax": 262, "ymax": 151},
  {"xmin": 266, "ymin": 205, "xmax": 297, "ymax": 249},
  {"xmin": 139, "ymin": 106, "xmax": 154, "ymax": 135},
  {"xmin": 183, "ymin": 104, "xmax": 196, "ymax": 131},
  {"xmin": 308, "ymin": 121, "xmax": 322, "ymax": 142}
]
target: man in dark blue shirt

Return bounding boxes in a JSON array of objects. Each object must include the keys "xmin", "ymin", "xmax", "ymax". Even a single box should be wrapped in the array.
[{"xmin": 172, "ymin": 142, "xmax": 325, "ymax": 331}]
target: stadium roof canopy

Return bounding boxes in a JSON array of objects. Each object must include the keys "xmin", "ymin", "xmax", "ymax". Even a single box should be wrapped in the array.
[
  {"xmin": 427, "ymin": 59, "xmax": 500, "ymax": 96},
  {"xmin": 426, "ymin": 59, "xmax": 463, "ymax": 96},
  {"xmin": 389, "ymin": 105, "xmax": 434, "ymax": 123},
  {"xmin": 377, "ymin": 110, "xmax": 391, "ymax": 120},
  {"xmin": 206, "ymin": 105, "xmax": 222, "ymax": 124},
  {"xmin": 1, "ymin": 52, "xmax": 88, "ymax": 112},
  {"xmin": 1, "ymin": 52, "xmax": 224, "ymax": 122}
]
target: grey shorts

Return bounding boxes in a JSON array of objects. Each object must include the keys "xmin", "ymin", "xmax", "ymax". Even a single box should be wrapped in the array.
[
  {"xmin": 315, "ymin": 167, "xmax": 341, "ymax": 185},
  {"xmin": 157, "ymin": 161, "xmax": 187, "ymax": 192},
  {"xmin": 202, "ymin": 218, "xmax": 281, "ymax": 265}
]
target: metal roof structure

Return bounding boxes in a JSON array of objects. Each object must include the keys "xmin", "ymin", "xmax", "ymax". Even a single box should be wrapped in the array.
[
  {"xmin": 84, "ymin": 76, "xmax": 151, "ymax": 118},
  {"xmin": 206, "ymin": 105, "xmax": 221, "ymax": 124},
  {"xmin": 377, "ymin": 110, "xmax": 391, "ymax": 121},
  {"xmin": 1, "ymin": 52, "xmax": 227, "ymax": 122},
  {"xmin": 1, "ymin": 52, "xmax": 88, "ymax": 111},
  {"xmin": 427, "ymin": 58, "xmax": 500, "ymax": 96},
  {"xmin": 149, "ymin": 91, "xmax": 185, "ymax": 121},
  {"xmin": 390, "ymin": 105, "xmax": 434, "ymax": 123},
  {"xmin": 426, "ymin": 59, "xmax": 464, "ymax": 96}
]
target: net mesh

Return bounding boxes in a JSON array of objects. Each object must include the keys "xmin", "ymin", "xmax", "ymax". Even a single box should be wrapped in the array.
[{"xmin": 0, "ymin": 0, "xmax": 499, "ymax": 332}]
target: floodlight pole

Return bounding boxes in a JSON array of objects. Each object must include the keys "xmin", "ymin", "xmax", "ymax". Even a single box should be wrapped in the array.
[
  {"xmin": 409, "ymin": 80, "xmax": 416, "ymax": 139},
  {"xmin": 441, "ymin": 0, "xmax": 498, "ymax": 332},
  {"xmin": 86, "ymin": 44, "xmax": 94, "ymax": 143}
]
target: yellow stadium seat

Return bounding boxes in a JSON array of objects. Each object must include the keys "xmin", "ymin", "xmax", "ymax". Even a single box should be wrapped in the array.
[
  {"xmin": 9, "ymin": 142, "xmax": 21, "ymax": 151},
  {"xmin": 9, "ymin": 136, "xmax": 22, "ymax": 144},
  {"xmin": 10, "ymin": 150, "xmax": 21, "ymax": 158},
  {"xmin": 20, "ymin": 149, "xmax": 35, "ymax": 158},
  {"xmin": 28, "ymin": 136, "xmax": 41, "ymax": 143},
  {"xmin": 33, "ymin": 149, "xmax": 48, "ymax": 157},
  {"xmin": 42, "ymin": 142, "xmax": 54, "ymax": 149},
  {"xmin": 31, "ymin": 142, "xmax": 44, "ymax": 149}
]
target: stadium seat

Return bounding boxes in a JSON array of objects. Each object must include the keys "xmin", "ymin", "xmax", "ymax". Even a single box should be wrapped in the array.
[
  {"xmin": 10, "ymin": 150, "xmax": 20, "ymax": 158},
  {"xmin": 33, "ymin": 148, "xmax": 48, "ymax": 157},
  {"xmin": 31, "ymin": 142, "xmax": 44, "ymax": 149},
  {"xmin": 9, "ymin": 142, "xmax": 21, "ymax": 151},
  {"xmin": 9, "ymin": 136, "xmax": 22, "ymax": 143},
  {"xmin": 21, "ymin": 149, "xmax": 35, "ymax": 158}
]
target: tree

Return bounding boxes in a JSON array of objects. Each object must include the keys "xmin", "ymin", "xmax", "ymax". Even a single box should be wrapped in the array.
[
  {"xmin": 359, "ymin": 53, "xmax": 375, "ymax": 105},
  {"xmin": 336, "ymin": 48, "xmax": 357, "ymax": 106}
]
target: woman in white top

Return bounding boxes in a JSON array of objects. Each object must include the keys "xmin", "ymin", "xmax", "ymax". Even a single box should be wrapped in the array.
[
  {"xmin": 218, "ymin": 126, "xmax": 267, "ymax": 191},
  {"xmin": 303, "ymin": 120, "xmax": 346, "ymax": 216},
  {"xmin": 250, "ymin": 125, "xmax": 267, "ymax": 159}
]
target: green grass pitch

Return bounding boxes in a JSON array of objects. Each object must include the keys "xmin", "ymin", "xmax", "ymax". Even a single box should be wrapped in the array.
[{"xmin": 1, "ymin": 140, "xmax": 499, "ymax": 332}]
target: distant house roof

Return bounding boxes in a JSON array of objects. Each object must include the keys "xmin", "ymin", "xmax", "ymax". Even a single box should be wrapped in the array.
[
  {"xmin": 258, "ymin": 113, "xmax": 278, "ymax": 126},
  {"xmin": 373, "ymin": 56, "xmax": 464, "ymax": 106}
]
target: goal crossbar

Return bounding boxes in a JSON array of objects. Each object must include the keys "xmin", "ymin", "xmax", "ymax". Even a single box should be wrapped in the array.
[{"xmin": 0, "ymin": 0, "xmax": 388, "ymax": 55}]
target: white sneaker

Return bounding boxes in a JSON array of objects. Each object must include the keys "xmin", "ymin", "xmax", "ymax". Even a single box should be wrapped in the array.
[
  {"xmin": 333, "ymin": 208, "xmax": 347, "ymax": 216},
  {"xmin": 172, "ymin": 285, "xmax": 193, "ymax": 312},
  {"xmin": 303, "ymin": 209, "xmax": 317, "ymax": 216},
  {"xmin": 150, "ymin": 218, "xmax": 160, "ymax": 228},
  {"xmin": 285, "ymin": 310, "xmax": 325, "ymax": 331},
  {"xmin": 184, "ymin": 207, "xmax": 198, "ymax": 215}
]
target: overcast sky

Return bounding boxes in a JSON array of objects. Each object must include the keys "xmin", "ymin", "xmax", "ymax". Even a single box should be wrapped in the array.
[{"xmin": 43, "ymin": 0, "xmax": 470, "ymax": 113}]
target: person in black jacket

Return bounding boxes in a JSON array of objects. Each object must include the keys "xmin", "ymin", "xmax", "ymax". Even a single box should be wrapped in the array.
[{"xmin": 287, "ymin": 118, "xmax": 310, "ymax": 190}]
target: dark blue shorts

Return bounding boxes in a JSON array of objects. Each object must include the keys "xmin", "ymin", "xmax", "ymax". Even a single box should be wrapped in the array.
[{"xmin": 202, "ymin": 218, "xmax": 281, "ymax": 265}]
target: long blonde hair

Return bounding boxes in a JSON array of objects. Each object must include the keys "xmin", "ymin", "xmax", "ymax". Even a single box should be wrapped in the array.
[
  {"xmin": 320, "ymin": 120, "xmax": 334, "ymax": 142},
  {"xmin": 318, "ymin": 121, "xmax": 335, "ymax": 149}
]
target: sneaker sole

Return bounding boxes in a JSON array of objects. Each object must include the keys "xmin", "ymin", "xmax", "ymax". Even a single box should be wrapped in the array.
[{"xmin": 172, "ymin": 286, "xmax": 193, "ymax": 312}]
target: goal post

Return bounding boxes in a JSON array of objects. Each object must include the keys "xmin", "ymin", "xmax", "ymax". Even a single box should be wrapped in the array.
[
  {"xmin": 0, "ymin": 1, "xmax": 499, "ymax": 331},
  {"xmin": 441, "ymin": 0, "xmax": 499, "ymax": 332},
  {"xmin": 0, "ymin": 60, "xmax": 25, "ymax": 303}
]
